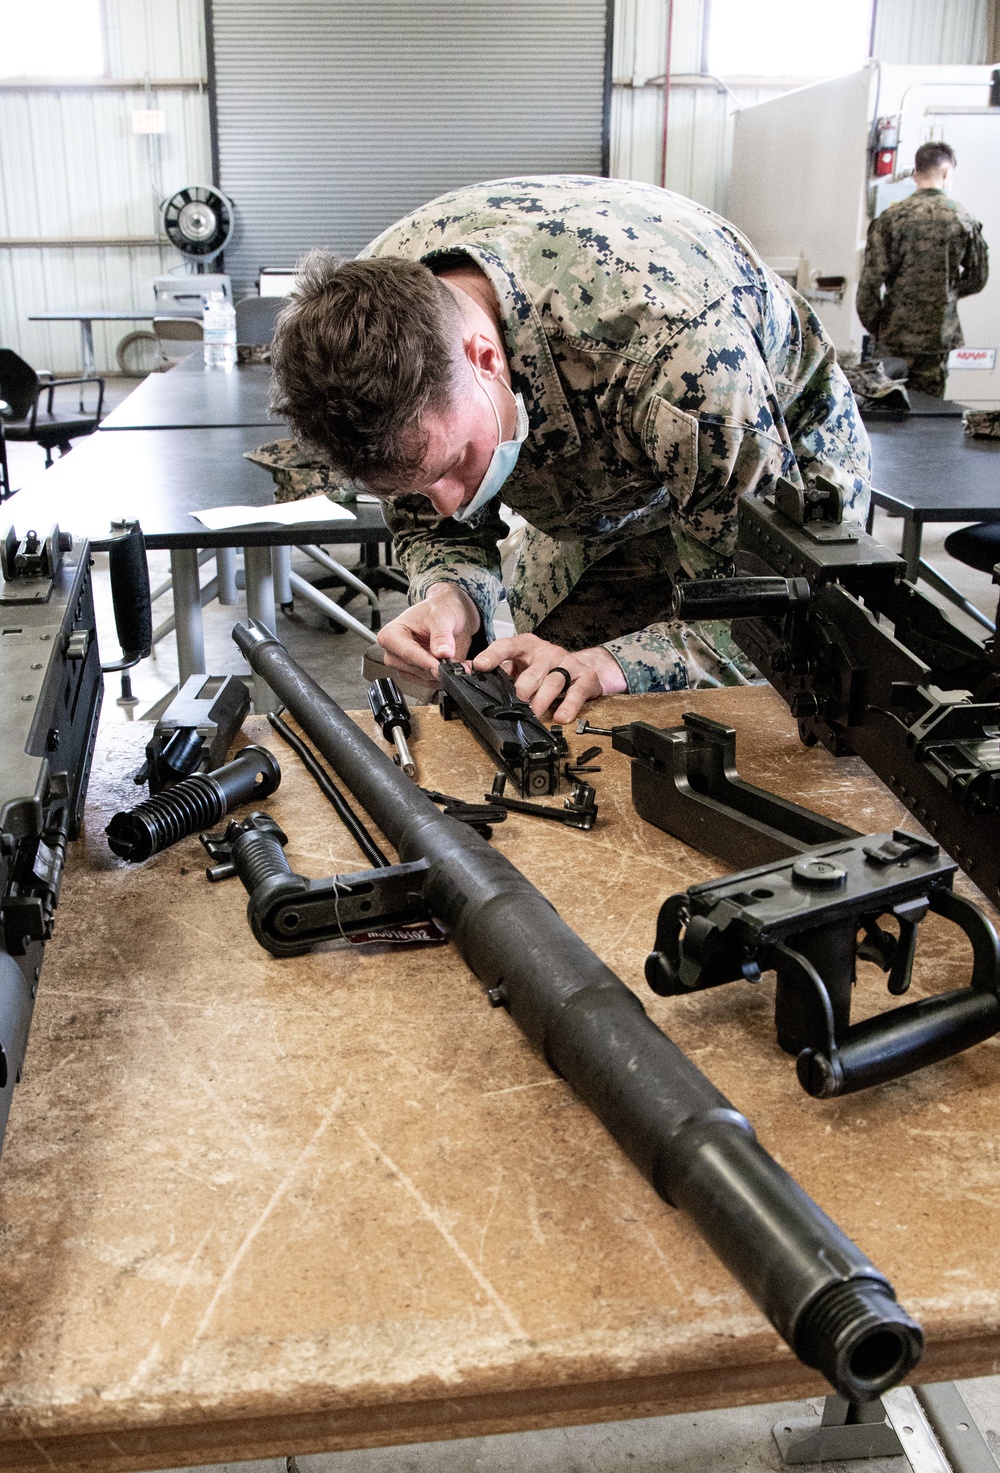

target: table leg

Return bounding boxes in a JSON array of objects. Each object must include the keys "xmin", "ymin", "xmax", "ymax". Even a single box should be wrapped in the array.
[
  {"xmin": 243, "ymin": 545, "xmax": 277, "ymax": 711},
  {"xmin": 901, "ymin": 519, "xmax": 922, "ymax": 581},
  {"xmin": 216, "ymin": 547, "xmax": 239, "ymax": 605},
  {"xmin": 918, "ymin": 557, "xmax": 996, "ymax": 633},
  {"xmin": 79, "ymin": 319, "xmax": 96, "ymax": 376},
  {"xmin": 170, "ymin": 548, "xmax": 206, "ymax": 683},
  {"xmin": 79, "ymin": 320, "xmax": 96, "ymax": 410},
  {"xmin": 273, "ymin": 545, "xmax": 292, "ymax": 608}
]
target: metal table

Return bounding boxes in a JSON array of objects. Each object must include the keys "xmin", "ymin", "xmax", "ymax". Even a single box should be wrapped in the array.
[
  {"xmin": 2, "ymin": 426, "xmax": 388, "ymax": 705},
  {"xmin": 99, "ymin": 359, "xmax": 281, "ymax": 430},
  {"xmin": 867, "ymin": 415, "xmax": 1000, "ymax": 625},
  {"xmin": 94, "ymin": 356, "xmax": 387, "ymax": 700},
  {"xmin": 28, "ymin": 311, "xmax": 153, "ymax": 378}
]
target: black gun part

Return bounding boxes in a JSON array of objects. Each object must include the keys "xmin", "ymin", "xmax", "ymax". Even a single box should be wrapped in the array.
[
  {"xmin": 487, "ymin": 772, "xmax": 598, "ymax": 830},
  {"xmin": 133, "ymin": 673, "xmax": 250, "ymax": 792},
  {"xmin": 621, "ymin": 713, "xmax": 1000, "ymax": 1095},
  {"xmin": 0, "ymin": 523, "xmax": 146, "ymax": 1154},
  {"xmin": 267, "ymin": 712, "xmax": 389, "ymax": 868},
  {"xmin": 231, "ymin": 618, "xmax": 924, "ymax": 1403},
  {"xmin": 368, "ymin": 676, "xmax": 416, "ymax": 776},
  {"xmin": 201, "ymin": 811, "xmax": 288, "ymax": 882},
  {"xmin": 438, "ymin": 660, "xmax": 562, "ymax": 796},
  {"xmin": 671, "ymin": 480, "xmax": 1000, "ymax": 905},
  {"xmin": 647, "ymin": 830, "xmax": 1000, "ymax": 1097},
  {"xmin": 218, "ymin": 810, "xmax": 436, "ymax": 956},
  {"xmin": 574, "ymin": 746, "xmax": 603, "ymax": 767},
  {"xmin": 576, "ymin": 718, "xmax": 626, "ymax": 738},
  {"xmin": 106, "ymin": 745, "xmax": 280, "ymax": 862},
  {"xmin": 102, "ymin": 520, "xmax": 152, "ymax": 671},
  {"xmin": 422, "ymin": 790, "xmax": 508, "ymax": 839},
  {"xmin": 613, "ymin": 712, "xmax": 857, "ymax": 869},
  {"xmin": 549, "ymin": 724, "xmax": 570, "ymax": 757}
]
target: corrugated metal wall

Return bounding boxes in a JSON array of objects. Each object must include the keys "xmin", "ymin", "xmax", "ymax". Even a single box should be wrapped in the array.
[
  {"xmin": 610, "ymin": 0, "xmax": 990, "ymax": 216},
  {"xmin": 208, "ymin": 0, "xmax": 611, "ymax": 298},
  {"xmin": 0, "ymin": 0, "xmax": 210, "ymax": 373},
  {"xmin": 872, "ymin": 0, "xmax": 988, "ymax": 64},
  {"xmin": 2, "ymin": 0, "xmax": 991, "ymax": 370}
]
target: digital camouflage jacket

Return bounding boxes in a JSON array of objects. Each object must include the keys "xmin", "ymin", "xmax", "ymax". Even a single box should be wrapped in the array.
[
  {"xmin": 856, "ymin": 188, "xmax": 989, "ymax": 357},
  {"xmin": 363, "ymin": 176, "xmax": 872, "ymax": 692}
]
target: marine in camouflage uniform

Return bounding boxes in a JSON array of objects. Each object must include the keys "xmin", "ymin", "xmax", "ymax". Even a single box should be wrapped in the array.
[
  {"xmin": 857, "ymin": 188, "xmax": 988, "ymax": 398},
  {"xmin": 361, "ymin": 176, "xmax": 871, "ymax": 694}
]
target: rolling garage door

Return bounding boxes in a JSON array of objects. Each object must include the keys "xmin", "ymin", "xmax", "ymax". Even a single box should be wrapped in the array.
[{"xmin": 207, "ymin": 0, "xmax": 612, "ymax": 294}]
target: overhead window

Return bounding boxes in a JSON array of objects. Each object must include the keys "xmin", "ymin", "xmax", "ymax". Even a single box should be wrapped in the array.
[
  {"xmin": 707, "ymin": 0, "xmax": 872, "ymax": 79},
  {"xmin": 0, "ymin": 0, "xmax": 105, "ymax": 78}
]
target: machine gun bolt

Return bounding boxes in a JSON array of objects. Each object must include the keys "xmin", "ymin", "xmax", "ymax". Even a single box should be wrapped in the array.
[{"xmin": 106, "ymin": 745, "xmax": 281, "ymax": 863}]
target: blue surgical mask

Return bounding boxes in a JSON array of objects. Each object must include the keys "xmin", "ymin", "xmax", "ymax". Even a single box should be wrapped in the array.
[{"xmin": 452, "ymin": 372, "xmax": 528, "ymax": 524}]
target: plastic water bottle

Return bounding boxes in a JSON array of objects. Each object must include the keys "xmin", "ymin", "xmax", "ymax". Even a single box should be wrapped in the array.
[{"xmin": 202, "ymin": 290, "xmax": 237, "ymax": 369}]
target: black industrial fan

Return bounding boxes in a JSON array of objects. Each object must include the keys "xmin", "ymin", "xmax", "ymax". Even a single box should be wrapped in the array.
[{"xmin": 161, "ymin": 184, "xmax": 234, "ymax": 263}]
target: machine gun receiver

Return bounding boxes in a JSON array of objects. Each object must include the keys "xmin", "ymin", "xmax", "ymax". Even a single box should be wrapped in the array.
[{"xmin": 672, "ymin": 487, "xmax": 1000, "ymax": 905}]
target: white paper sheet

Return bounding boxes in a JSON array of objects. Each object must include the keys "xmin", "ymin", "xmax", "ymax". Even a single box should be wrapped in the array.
[{"xmin": 191, "ymin": 496, "xmax": 357, "ymax": 531}]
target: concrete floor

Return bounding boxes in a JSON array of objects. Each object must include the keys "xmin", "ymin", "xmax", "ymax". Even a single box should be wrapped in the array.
[
  {"xmin": 4, "ymin": 401, "xmax": 1000, "ymax": 1470},
  {"xmin": 127, "ymin": 1375, "xmax": 1000, "ymax": 1472}
]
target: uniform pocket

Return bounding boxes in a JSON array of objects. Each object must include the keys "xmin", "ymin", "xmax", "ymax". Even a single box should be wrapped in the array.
[{"xmin": 640, "ymin": 396, "xmax": 699, "ymax": 508}]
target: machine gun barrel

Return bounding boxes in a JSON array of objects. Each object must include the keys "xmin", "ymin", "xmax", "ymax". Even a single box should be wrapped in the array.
[{"xmin": 232, "ymin": 618, "xmax": 923, "ymax": 1403}]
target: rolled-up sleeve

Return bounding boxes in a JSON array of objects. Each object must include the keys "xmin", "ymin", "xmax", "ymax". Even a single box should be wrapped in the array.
[{"xmin": 382, "ymin": 494, "xmax": 509, "ymax": 638}]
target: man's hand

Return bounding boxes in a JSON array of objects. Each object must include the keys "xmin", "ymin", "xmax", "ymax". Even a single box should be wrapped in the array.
[
  {"xmin": 473, "ymin": 634, "xmax": 627, "ymax": 724},
  {"xmin": 377, "ymin": 583, "xmax": 482, "ymax": 678}
]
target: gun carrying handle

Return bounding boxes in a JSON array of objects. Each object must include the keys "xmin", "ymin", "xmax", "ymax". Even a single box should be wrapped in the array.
[
  {"xmin": 801, "ymin": 882, "xmax": 1000, "ymax": 1096},
  {"xmin": 798, "ymin": 987, "xmax": 1000, "ymax": 1097},
  {"xmin": 102, "ymin": 521, "xmax": 152, "ymax": 671}
]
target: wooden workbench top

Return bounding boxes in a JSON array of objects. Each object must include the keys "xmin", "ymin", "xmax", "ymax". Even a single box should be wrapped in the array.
[{"xmin": 0, "ymin": 685, "xmax": 997, "ymax": 1472}]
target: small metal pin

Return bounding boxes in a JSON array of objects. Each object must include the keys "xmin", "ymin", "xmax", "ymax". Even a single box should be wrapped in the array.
[{"xmin": 576, "ymin": 719, "xmax": 617, "ymax": 736}]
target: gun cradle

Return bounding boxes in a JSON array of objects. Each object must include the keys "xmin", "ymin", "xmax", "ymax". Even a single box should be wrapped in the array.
[
  {"xmin": 0, "ymin": 536, "xmax": 103, "ymax": 1150},
  {"xmin": 647, "ymin": 829, "xmax": 1000, "ymax": 1098},
  {"xmin": 613, "ymin": 712, "xmax": 857, "ymax": 869}
]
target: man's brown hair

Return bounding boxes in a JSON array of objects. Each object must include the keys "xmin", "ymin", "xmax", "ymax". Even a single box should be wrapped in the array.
[
  {"xmin": 270, "ymin": 251, "xmax": 466, "ymax": 484},
  {"xmin": 914, "ymin": 141, "xmax": 956, "ymax": 176}
]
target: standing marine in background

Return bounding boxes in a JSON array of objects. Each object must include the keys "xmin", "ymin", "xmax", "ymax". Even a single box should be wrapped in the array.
[{"xmin": 857, "ymin": 141, "xmax": 989, "ymax": 397}]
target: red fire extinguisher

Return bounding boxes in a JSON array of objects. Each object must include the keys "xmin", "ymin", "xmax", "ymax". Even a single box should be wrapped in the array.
[{"xmin": 872, "ymin": 116, "xmax": 899, "ymax": 178}]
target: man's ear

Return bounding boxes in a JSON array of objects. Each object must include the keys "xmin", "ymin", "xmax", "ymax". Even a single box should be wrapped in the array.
[{"xmin": 465, "ymin": 330, "xmax": 505, "ymax": 381}]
